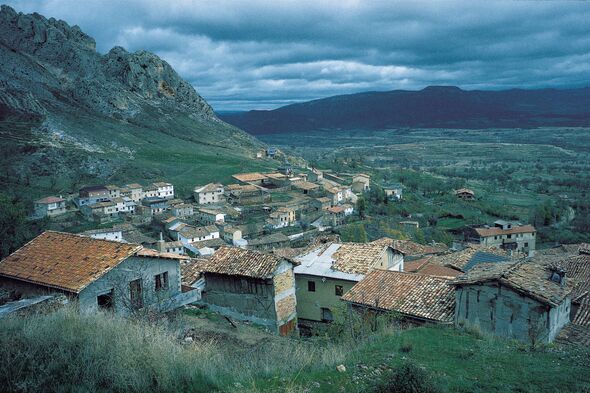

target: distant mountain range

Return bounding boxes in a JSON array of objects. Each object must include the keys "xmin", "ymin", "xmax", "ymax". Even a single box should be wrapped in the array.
[
  {"xmin": 220, "ymin": 86, "xmax": 590, "ymax": 135},
  {"xmin": 0, "ymin": 5, "xmax": 264, "ymax": 199}
]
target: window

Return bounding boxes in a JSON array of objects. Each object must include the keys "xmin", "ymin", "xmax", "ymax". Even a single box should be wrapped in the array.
[
  {"xmin": 97, "ymin": 290, "xmax": 114, "ymax": 309},
  {"xmin": 524, "ymin": 242, "xmax": 529, "ymax": 248},
  {"xmin": 335, "ymin": 285, "xmax": 343, "ymax": 297},
  {"xmin": 155, "ymin": 272, "xmax": 169, "ymax": 291},
  {"xmin": 321, "ymin": 307, "xmax": 334, "ymax": 322},
  {"xmin": 129, "ymin": 279, "xmax": 143, "ymax": 309},
  {"xmin": 308, "ymin": 280, "xmax": 316, "ymax": 292}
]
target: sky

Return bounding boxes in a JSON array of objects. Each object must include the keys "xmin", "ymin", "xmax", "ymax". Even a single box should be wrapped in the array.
[{"xmin": 5, "ymin": 0, "xmax": 590, "ymax": 111}]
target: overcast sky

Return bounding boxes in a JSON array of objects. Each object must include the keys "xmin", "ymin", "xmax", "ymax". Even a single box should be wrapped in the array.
[{"xmin": 6, "ymin": 0, "xmax": 590, "ymax": 111}]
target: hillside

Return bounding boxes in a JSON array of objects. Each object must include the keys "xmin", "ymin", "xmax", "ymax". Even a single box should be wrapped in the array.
[
  {"xmin": 1, "ymin": 307, "xmax": 589, "ymax": 392},
  {"xmin": 0, "ymin": 5, "xmax": 270, "ymax": 200},
  {"xmin": 220, "ymin": 86, "xmax": 590, "ymax": 135}
]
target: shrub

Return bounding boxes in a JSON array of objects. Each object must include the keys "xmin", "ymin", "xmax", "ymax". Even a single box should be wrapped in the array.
[{"xmin": 372, "ymin": 362, "xmax": 442, "ymax": 393}]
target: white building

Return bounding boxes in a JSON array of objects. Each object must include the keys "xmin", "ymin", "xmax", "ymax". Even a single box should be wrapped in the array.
[
  {"xmin": 154, "ymin": 182, "xmax": 174, "ymax": 199},
  {"xmin": 194, "ymin": 183, "xmax": 224, "ymax": 205}
]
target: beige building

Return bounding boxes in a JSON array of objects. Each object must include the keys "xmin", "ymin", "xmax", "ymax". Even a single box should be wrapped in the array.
[
  {"xmin": 294, "ymin": 242, "xmax": 404, "ymax": 323},
  {"xmin": 193, "ymin": 183, "xmax": 224, "ymax": 205},
  {"xmin": 466, "ymin": 220, "xmax": 536, "ymax": 255},
  {"xmin": 351, "ymin": 173, "xmax": 370, "ymax": 193},
  {"xmin": 33, "ymin": 196, "xmax": 66, "ymax": 218}
]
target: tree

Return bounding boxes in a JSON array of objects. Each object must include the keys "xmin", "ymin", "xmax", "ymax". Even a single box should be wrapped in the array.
[
  {"xmin": 0, "ymin": 193, "xmax": 43, "ymax": 258},
  {"xmin": 357, "ymin": 197, "xmax": 367, "ymax": 219}
]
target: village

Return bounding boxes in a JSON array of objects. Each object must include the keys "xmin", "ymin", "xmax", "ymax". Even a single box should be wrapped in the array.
[{"xmin": 0, "ymin": 147, "xmax": 588, "ymax": 348}]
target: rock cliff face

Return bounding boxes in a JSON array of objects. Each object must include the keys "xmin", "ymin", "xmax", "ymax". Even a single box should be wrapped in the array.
[
  {"xmin": 0, "ymin": 4, "xmax": 215, "ymax": 120},
  {"xmin": 0, "ymin": 5, "xmax": 263, "ymax": 201}
]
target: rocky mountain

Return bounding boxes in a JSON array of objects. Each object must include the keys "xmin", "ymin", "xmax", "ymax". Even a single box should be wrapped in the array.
[
  {"xmin": 0, "ymin": 5, "xmax": 266, "ymax": 199},
  {"xmin": 220, "ymin": 86, "xmax": 590, "ymax": 135}
]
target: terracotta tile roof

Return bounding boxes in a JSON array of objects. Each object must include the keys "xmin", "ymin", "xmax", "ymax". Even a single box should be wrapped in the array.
[
  {"xmin": 126, "ymin": 183, "xmax": 142, "ymax": 189},
  {"xmin": 136, "ymin": 248, "xmax": 190, "ymax": 260},
  {"xmin": 561, "ymin": 253, "xmax": 590, "ymax": 302},
  {"xmin": 180, "ymin": 259, "xmax": 207, "ymax": 286},
  {"xmin": 474, "ymin": 224, "xmax": 536, "ymax": 237},
  {"xmin": 342, "ymin": 270, "xmax": 454, "ymax": 323},
  {"xmin": 293, "ymin": 181, "xmax": 319, "ymax": 190},
  {"xmin": 371, "ymin": 238, "xmax": 446, "ymax": 256},
  {"xmin": 404, "ymin": 257, "xmax": 433, "ymax": 272},
  {"xmin": 35, "ymin": 196, "xmax": 65, "ymax": 204},
  {"xmin": 0, "ymin": 231, "xmax": 141, "ymax": 293},
  {"xmin": 179, "ymin": 225, "xmax": 219, "ymax": 239},
  {"xmin": 417, "ymin": 264, "xmax": 462, "ymax": 279},
  {"xmin": 573, "ymin": 301, "xmax": 590, "ymax": 327},
  {"xmin": 194, "ymin": 183, "xmax": 222, "ymax": 193},
  {"xmin": 332, "ymin": 243, "xmax": 389, "ymax": 275},
  {"xmin": 328, "ymin": 206, "xmax": 345, "ymax": 214},
  {"xmin": 199, "ymin": 247, "xmax": 290, "ymax": 278},
  {"xmin": 232, "ymin": 172, "xmax": 268, "ymax": 182},
  {"xmin": 451, "ymin": 260, "xmax": 573, "ymax": 307},
  {"xmin": 432, "ymin": 245, "xmax": 510, "ymax": 272},
  {"xmin": 192, "ymin": 238, "xmax": 226, "ymax": 249},
  {"xmin": 315, "ymin": 197, "xmax": 331, "ymax": 203},
  {"xmin": 248, "ymin": 233, "xmax": 290, "ymax": 247}
]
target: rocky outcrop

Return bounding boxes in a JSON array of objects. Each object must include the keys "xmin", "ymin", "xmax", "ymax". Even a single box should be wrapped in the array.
[{"xmin": 0, "ymin": 4, "xmax": 216, "ymax": 120}]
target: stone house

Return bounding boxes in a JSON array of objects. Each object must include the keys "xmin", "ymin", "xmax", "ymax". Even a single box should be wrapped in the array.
[
  {"xmin": 232, "ymin": 172, "xmax": 269, "ymax": 186},
  {"xmin": 292, "ymin": 181, "xmax": 320, "ymax": 195},
  {"xmin": 33, "ymin": 196, "xmax": 66, "ymax": 218},
  {"xmin": 342, "ymin": 269, "xmax": 455, "ymax": 325},
  {"xmin": 80, "ymin": 201, "xmax": 117, "ymax": 222},
  {"xmin": 76, "ymin": 185, "xmax": 110, "ymax": 207},
  {"xmin": 125, "ymin": 183, "xmax": 144, "ymax": 202},
  {"xmin": 247, "ymin": 233, "xmax": 290, "ymax": 251},
  {"xmin": 143, "ymin": 184, "xmax": 158, "ymax": 198},
  {"xmin": 177, "ymin": 225, "xmax": 220, "ymax": 244},
  {"xmin": 451, "ymin": 261, "xmax": 573, "ymax": 344},
  {"xmin": 197, "ymin": 208, "xmax": 226, "ymax": 225},
  {"xmin": 81, "ymin": 228, "xmax": 124, "ymax": 242},
  {"xmin": 312, "ymin": 197, "xmax": 332, "ymax": 212},
  {"xmin": 141, "ymin": 197, "xmax": 170, "ymax": 216},
  {"xmin": 171, "ymin": 203, "xmax": 194, "ymax": 218},
  {"xmin": 0, "ymin": 231, "xmax": 197, "ymax": 314},
  {"xmin": 455, "ymin": 188, "xmax": 475, "ymax": 200},
  {"xmin": 399, "ymin": 221, "xmax": 420, "ymax": 231},
  {"xmin": 267, "ymin": 206, "xmax": 296, "ymax": 229},
  {"xmin": 465, "ymin": 220, "xmax": 537, "ymax": 255},
  {"xmin": 294, "ymin": 242, "xmax": 404, "ymax": 323},
  {"xmin": 351, "ymin": 173, "xmax": 370, "ymax": 193},
  {"xmin": 327, "ymin": 205, "xmax": 346, "ymax": 226},
  {"xmin": 308, "ymin": 168, "xmax": 323, "ymax": 182},
  {"xmin": 153, "ymin": 182, "xmax": 174, "ymax": 199},
  {"xmin": 384, "ymin": 184, "xmax": 403, "ymax": 201},
  {"xmin": 221, "ymin": 226, "xmax": 243, "ymax": 245},
  {"xmin": 193, "ymin": 183, "xmax": 224, "ymax": 205},
  {"xmin": 105, "ymin": 184, "xmax": 121, "ymax": 199},
  {"xmin": 198, "ymin": 247, "xmax": 298, "ymax": 335}
]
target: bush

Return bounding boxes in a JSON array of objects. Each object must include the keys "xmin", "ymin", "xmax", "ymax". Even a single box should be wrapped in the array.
[{"xmin": 372, "ymin": 362, "xmax": 442, "ymax": 393}]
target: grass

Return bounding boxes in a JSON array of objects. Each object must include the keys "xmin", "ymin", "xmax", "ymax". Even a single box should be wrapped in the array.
[{"xmin": 1, "ymin": 307, "xmax": 589, "ymax": 393}]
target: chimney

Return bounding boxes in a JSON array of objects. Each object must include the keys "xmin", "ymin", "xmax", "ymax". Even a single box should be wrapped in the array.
[
  {"xmin": 157, "ymin": 232, "xmax": 165, "ymax": 252},
  {"xmin": 548, "ymin": 263, "xmax": 566, "ymax": 285}
]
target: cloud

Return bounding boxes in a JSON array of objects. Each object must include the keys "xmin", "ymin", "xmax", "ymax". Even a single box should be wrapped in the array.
[{"xmin": 5, "ymin": 0, "xmax": 590, "ymax": 110}]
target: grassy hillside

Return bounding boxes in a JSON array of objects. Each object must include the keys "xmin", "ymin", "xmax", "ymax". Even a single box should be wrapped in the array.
[
  {"xmin": 1, "ymin": 307, "xmax": 588, "ymax": 393},
  {"xmin": 0, "ymin": 104, "xmax": 274, "ymax": 203}
]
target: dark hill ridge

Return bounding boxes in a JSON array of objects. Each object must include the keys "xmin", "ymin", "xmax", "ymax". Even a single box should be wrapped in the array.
[
  {"xmin": 220, "ymin": 86, "xmax": 590, "ymax": 134},
  {"xmin": 0, "ymin": 5, "xmax": 266, "ymax": 199}
]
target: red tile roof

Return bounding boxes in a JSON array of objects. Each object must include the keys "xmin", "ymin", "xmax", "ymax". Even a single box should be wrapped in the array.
[
  {"xmin": 342, "ymin": 270, "xmax": 454, "ymax": 323},
  {"xmin": 199, "ymin": 247, "xmax": 291, "ymax": 279},
  {"xmin": 474, "ymin": 224, "xmax": 536, "ymax": 237},
  {"xmin": 0, "ymin": 231, "xmax": 141, "ymax": 293},
  {"xmin": 35, "ymin": 196, "xmax": 64, "ymax": 204}
]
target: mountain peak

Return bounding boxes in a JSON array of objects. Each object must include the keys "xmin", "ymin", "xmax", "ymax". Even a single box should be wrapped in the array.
[{"xmin": 0, "ymin": 5, "xmax": 215, "ymax": 120}]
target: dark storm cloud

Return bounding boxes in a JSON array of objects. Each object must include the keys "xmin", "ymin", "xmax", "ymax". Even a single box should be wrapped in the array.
[{"xmin": 5, "ymin": 1, "xmax": 590, "ymax": 110}]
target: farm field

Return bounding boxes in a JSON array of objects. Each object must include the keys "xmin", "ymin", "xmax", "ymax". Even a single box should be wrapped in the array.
[{"xmin": 261, "ymin": 127, "xmax": 590, "ymax": 245}]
